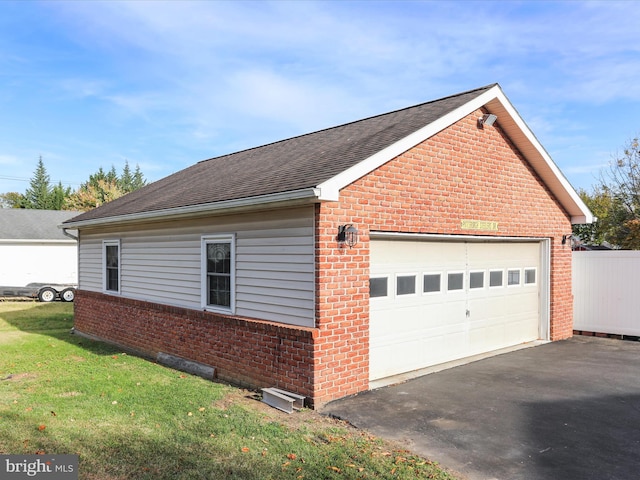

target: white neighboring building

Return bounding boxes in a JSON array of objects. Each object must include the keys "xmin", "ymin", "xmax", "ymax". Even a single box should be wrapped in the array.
[{"xmin": 0, "ymin": 209, "xmax": 78, "ymax": 288}]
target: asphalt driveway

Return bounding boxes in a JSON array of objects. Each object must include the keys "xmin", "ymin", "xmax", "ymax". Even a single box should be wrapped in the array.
[{"xmin": 323, "ymin": 336, "xmax": 640, "ymax": 480}]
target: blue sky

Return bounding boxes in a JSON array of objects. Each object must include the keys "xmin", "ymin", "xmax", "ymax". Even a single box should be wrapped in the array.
[{"xmin": 1, "ymin": 0, "xmax": 639, "ymax": 196}]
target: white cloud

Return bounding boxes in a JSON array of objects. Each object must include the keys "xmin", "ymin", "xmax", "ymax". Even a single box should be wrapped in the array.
[
  {"xmin": 0, "ymin": 154, "xmax": 19, "ymax": 166},
  {"xmin": 58, "ymin": 78, "xmax": 110, "ymax": 99},
  {"xmin": 4, "ymin": 0, "xmax": 638, "ymax": 194}
]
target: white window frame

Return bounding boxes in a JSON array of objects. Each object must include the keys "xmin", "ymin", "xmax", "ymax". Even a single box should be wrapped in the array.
[
  {"xmin": 489, "ymin": 269, "xmax": 504, "ymax": 289},
  {"xmin": 102, "ymin": 239, "xmax": 121, "ymax": 294},
  {"xmin": 507, "ymin": 268, "xmax": 522, "ymax": 287},
  {"xmin": 468, "ymin": 270, "xmax": 486, "ymax": 290},
  {"xmin": 396, "ymin": 273, "xmax": 418, "ymax": 297},
  {"xmin": 201, "ymin": 234, "xmax": 235, "ymax": 314},
  {"xmin": 524, "ymin": 267, "xmax": 537, "ymax": 286},
  {"xmin": 369, "ymin": 275, "xmax": 390, "ymax": 299},
  {"xmin": 446, "ymin": 271, "xmax": 465, "ymax": 293},
  {"xmin": 422, "ymin": 271, "xmax": 443, "ymax": 295}
]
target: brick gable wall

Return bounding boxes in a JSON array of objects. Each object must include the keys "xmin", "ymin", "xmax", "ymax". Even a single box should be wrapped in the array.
[{"xmin": 312, "ymin": 109, "xmax": 573, "ymax": 405}]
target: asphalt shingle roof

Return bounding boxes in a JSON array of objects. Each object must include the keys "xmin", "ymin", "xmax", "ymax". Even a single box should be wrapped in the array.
[
  {"xmin": 0, "ymin": 209, "xmax": 79, "ymax": 240},
  {"xmin": 66, "ymin": 84, "xmax": 496, "ymax": 224}
]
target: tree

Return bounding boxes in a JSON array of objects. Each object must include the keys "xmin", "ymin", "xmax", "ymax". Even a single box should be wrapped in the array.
[
  {"xmin": 50, "ymin": 182, "xmax": 72, "ymax": 210},
  {"xmin": 1, "ymin": 157, "xmax": 147, "ymax": 212},
  {"xmin": 119, "ymin": 160, "xmax": 134, "ymax": 193},
  {"xmin": 572, "ymin": 188, "xmax": 613, "ymax": 246},
  {"xmin": 23, "ymin": 156, "xmax": 53, "ymax": 209},
  {"xmin": 117, "ymin": 160, "xmax": 147, "ymax": 194},
  {"xmin": 574, "ymin": 136, "xmax": 640, "ymax": 249},
  {"xmin": 0, "ymin": 192, "xmax": 25, "ymax": 209},
  {"xmin": 64, "ymin": 162, "xmax": 147, "ymax": 211},
  {"xmin": 64, "ymin": 179, "xmax": 124, "ymax": 211},
  {"xmin": 132, "ymin": 164, "xmax": 146, "ymax": 191}
]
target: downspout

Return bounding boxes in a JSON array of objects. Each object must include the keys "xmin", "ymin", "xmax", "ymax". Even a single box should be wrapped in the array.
[{"xmin": 62, "ymin": 227, "xmax": 78, "ymax": 241}]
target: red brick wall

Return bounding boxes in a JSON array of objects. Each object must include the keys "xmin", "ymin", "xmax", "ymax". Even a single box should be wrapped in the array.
[
  {"xmin": 74, "ymin": 290, "xmax": 317, "ymax": 398},
  {"xmin": 73, "ymin": 108, "xmax": 574, "ymax": 408},
  {"xmin": 312, "ymin": 109, "xmax": 574, "ymax": 405}
]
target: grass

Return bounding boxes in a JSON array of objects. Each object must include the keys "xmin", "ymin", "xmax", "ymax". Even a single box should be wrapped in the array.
[{"xmin": 0, "ymin": 301, "xmax": 457, "ymax": 480}]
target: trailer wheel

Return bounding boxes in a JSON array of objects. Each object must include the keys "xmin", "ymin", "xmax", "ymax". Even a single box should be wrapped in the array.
[
  {"xmin": 38, "ymin": 287, "xmax": 57, "ymax": 303},
  {"xmin": 60, "ymin": 288, "xmax": 75, "ymax": 302}
]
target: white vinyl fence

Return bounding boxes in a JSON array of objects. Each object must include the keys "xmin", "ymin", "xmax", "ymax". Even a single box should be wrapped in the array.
[{"xmin": 573, "ymin": 250, "xmax": 640, "ymax": 336}]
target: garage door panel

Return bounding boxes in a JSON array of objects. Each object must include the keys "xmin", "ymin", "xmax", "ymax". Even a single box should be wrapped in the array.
[{"xmin": 370, "ymin": 239, "xmax": 542, "ymax": 382}]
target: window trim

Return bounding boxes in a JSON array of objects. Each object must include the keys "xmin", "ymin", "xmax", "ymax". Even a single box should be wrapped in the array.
[
  {"xmin": 396, "ymin": 273, "xmax": 418, "ymax": 297},
  {"xmin": 524, "ymin": 267, "xmax": 537, "ymax": 286},
  {"xmin": 507, "ymin": 268, "xmax": 522, "ymax": 287},
  {"xmin": 369, "ymin": 275, "xmax": 390, "ymax": 299},
  {"xmin": 201, "ymin": 234, "xmax": 236, "ymax": 314},
  {"xmin": 446, "ymin": 271, "xmax": 465, "ymax": 292},
  {"xmin": 422, "ymin": 272, "xmax": 443, "ymax": 295},
  {"xmin": 102, "ymin": 239, "xmax": 121, "ymax": 294},
  {"xmin": 468, "ymin": 270, "xmax": 485, "ymax": 290},
  {"xmin": 489, "ymin": 269, "xmax": 504, "ymax": 288}
]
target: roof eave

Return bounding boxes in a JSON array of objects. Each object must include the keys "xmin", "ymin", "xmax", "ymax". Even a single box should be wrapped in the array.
[
  {"xmin": 0, "ymin": 238, "xmax": 77, "ymax": 244},
  {"xmin": 63, "ymin": 187, "xmax": 324, "ymax": 229},
  {"xmin": 317, "ymin": 84, "xmax": 594, "ymax": 225}
]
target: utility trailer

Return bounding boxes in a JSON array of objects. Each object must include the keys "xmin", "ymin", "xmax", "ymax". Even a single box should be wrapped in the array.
[{"xmin": 0, "ymin": 283, "xmax": 77, "ymax": 302}]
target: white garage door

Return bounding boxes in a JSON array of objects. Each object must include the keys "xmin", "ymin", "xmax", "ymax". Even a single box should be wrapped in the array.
[{"xmin": 369, "ymin": 238, "xmax": 544, "ymax": 382}]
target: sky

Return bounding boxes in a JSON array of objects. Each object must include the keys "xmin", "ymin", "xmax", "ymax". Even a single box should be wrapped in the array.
[{"xmin": 1, "ymin": 0, "xmax": 639, "ymax": 197}]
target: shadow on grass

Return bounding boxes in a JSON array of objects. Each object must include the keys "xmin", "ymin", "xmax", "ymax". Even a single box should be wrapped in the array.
[
  {"xmin": 1, "ymin": 301, "xmax": 72, "ymax": 332},
  {"xmin": 0, "ymin": 302, "xmax": 121, "ymax": 357}
]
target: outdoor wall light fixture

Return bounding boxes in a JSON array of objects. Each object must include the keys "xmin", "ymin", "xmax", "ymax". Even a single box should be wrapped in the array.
[
  {"xmin": 337, "ymin": 224, "xmax": 359, "ymax": 248},
  {"xmin": 478, "ymin": 113, "xmax": 498, "ymax": 128},
  {"xmin": 562, "ymin": 234, "xmax": 573, "ymax": 245}
]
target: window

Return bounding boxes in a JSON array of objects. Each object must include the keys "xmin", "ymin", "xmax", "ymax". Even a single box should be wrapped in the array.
[
  {"xmin": 489, "ymin": 270, "xmax": 503, "ymax": 287},
  {"xmin": 469, "ymin": 271, "xmax": 485, "ymax": 289},
  {"xmin": 369, "ymin": 277, "xmax": 388, "ymax": 298},
  {"xmin": 447, "ymin": 272, "xmax": 464, "ymax": 291},
  {"xmin": 202, "ymin": 235, "xmax": 235, "ymax": 312},
  {"xmin": 423, "ymin": 273, "xmax": 441, "ymax": 293},
  {"xmin": 103, "ymin": 240, "xmax": 120, "ymax": 293},
  {"xmin": 397, "ymin": 275, "xmax": 416, "ymax": 295},
  {"xmin": 524, "ymin": 268, "xmax": 537, "ymax": 285},
  {"xmin": 508, "ymin": 269, "xmax": 521, "ymax": 286}
]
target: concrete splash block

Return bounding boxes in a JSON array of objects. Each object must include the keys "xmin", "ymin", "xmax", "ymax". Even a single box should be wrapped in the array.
[{"xmin": 157, "ymin": 352, "xmax": 215, "ymax": 380}]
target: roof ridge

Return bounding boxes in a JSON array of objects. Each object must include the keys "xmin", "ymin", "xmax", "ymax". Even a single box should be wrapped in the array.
[{"xmin": 198, "ymin": 83, "xmax": 499, "ymax": 165}]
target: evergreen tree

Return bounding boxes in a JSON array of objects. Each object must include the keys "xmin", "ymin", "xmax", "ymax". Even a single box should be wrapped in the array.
[
  {"xmin": 119, "ymin": 160, "xmax": 134, "ymax": 193},
  {"xmin": 107, "ymin": 165, "xmax": 118, "ymax": 184},
  {"xmin": 50, "ymin": 182, "xmax": 72, "ymax": 210},
  {"xmin": 131, "ymin": 163, "xmax": 147, "ymax": 191},
  {"xmin": 88, "ymin": 167, "xmax": 107, "ymax": 189},
  {"xmin": 2, "ymin": 158, "xmax": 148, "ymax": 212},
  {"xmin": 23, "ymin": 157, "xmax": 52, "ymax": 209}
]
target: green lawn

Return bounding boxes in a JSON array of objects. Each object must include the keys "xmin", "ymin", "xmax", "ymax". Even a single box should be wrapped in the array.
[{"xmin": 0, "ymin": 301, "xmax": 456, "ymax": 480}]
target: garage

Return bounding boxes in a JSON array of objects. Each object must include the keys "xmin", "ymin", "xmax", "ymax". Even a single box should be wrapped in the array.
[{"xmin": 369, "ymin": 235, "xmax": 549, "ymax": 382}]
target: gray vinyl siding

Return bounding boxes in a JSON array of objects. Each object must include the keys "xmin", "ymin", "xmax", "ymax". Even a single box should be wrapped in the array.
[
  {"xmin": 78, "ymin": 234, "xmax": 102, "ymax": 291},
  {"xmin": 78, "ymin": 207, "xmax": 315, "ymax": 327},
  {"xmin": 235, "ymin": 227, "xmax": 315, "ymax": 325}
]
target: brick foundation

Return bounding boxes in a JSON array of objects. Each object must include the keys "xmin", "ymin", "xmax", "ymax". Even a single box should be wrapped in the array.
[{"xmin": 74, "ymin": 290, "xmax": 318, "ymax": 403}]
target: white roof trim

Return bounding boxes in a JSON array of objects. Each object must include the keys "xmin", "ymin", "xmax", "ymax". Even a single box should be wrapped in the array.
[
  {"xmin": 317, "ymin": 85, "xmax": 593, "ymax": 224},
  {"xmin": 0, "ymin": 239, "xmax": 76, "ymax": 245},
  {"xmin": 64, "ymin": 187, "xmax": 321, "ymax": 228}
]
